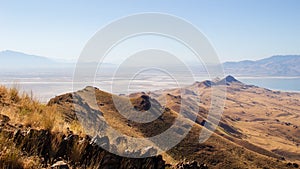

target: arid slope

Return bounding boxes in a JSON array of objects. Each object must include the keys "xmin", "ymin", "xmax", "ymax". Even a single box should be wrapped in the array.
[{"xmin": 48, "ymin": 76, "xmax": 299, "ymax": 169}]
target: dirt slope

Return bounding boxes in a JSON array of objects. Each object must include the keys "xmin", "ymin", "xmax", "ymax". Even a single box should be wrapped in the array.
[{"xmin": 48, "ymin": 77, "xmax": 299, "ymax": 169}]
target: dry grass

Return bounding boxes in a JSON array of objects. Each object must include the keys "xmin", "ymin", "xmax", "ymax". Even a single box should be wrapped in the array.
[
  {"xmin": 0, "ymin": 86, "xmax": 61, "ymax": 131},
  {"xmin": 66, "ymin": 120, "xmax": 86, "ymax": 136},
  {"xmin": 21, "ymin": 156, "xmax": 41, "ymax": 169},
  {"xmin": 0, "ymin": 85, "xmax": 84, "ymax": 134},
  {"xmin": 0, "ymin": 86, "xmax": 86, "ymax": 168},
  {"xmin": 0, "ymin": 133, "xmax": 23, "ymax": 169},
  {"xmin": 0, "ymin": 133, "xmax": 41, "ymax": 169}
]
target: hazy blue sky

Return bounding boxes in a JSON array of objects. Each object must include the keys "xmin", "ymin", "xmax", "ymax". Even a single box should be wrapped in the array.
[{"xmin": 0, "ymin": 0, "xmax": 300, "ymax": 62}]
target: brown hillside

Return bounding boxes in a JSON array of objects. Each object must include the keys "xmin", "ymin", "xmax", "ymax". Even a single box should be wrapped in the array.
[{"xmin": 48, "ymin": 77, "xmax": 299, "ymax": 169}]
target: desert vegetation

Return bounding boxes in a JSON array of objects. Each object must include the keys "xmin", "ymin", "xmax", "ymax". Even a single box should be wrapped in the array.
[
  {"xmin": 0, "ymin": 85, "xmax": 83, "ymax": 133},
  {"xmin": 0, "ymin": 86, "xmax": 166, "ymax": 169},
  {"xmin": 0, "ymin": 86, "xmax": 83, "ymax": 168}
]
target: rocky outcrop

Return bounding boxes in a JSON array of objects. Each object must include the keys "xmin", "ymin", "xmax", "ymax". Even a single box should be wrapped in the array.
[
  {"xmin": 47, "ymin": 93, "xmax": 77, "ymax": 122},
  {"xmin": 131, "ymin": 94, "xmax": 152, "ymax": 112},
  {"xmin": 215, "ymin": 75, "xmax": 242, "ymax": 86},
  {"xmin": 3, "ymin": 126, "xmax": 166, "ymax": 169},
  {"xmin": 174, "ymin": 161, "xmax": 208, "ymax": 169},
  {"xmin": 192, "ymin": 75, "xmax": 242, "ymax": 88}
]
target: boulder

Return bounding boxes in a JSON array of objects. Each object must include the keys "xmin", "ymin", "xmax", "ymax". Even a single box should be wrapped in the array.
[{"xmin": 51, "ymin": 161, "xmax": 69, "ymax": 169}]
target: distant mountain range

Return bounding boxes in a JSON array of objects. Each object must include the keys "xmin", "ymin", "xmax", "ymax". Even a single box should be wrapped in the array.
[
  {"xmin": 1, "ymin": 50, "xmax": 300, "ymax": 77},
  {"xmin": 0, "ymin": 50, "xmax": 59, "ymax": 70},
  {"xmin": 223, "ymin": 55, "xmax": 300, "ymax": 76},
  {"xmin": 0, "ymin": 50, "xmax": 113, "ymax": 72}
]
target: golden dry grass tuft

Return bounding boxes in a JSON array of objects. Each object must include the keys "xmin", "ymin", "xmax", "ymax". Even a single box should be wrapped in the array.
[
  {"xmin": 0, "ymin": 86, "xmax": 84, "ymax": 134},
  {"xmin": 0, "ymin": 133, "xmax": 41, "ymax": 169},
  {"xmin": 0, "ymin": 85, "xmax": 84, "ymax": 134},
  {"xmin": 0, "ymin": 86, "xmax": 87, "ymax": 168},
  {"xmin": 0, "ymin": 133, "xmax": 23, "ymax": 169},
  {"xmin": 0, "ymin": 86, "xmax": 62, "ymax": 131}
]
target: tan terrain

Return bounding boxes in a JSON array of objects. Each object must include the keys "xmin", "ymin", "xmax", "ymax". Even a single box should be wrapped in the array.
[
  {"xmin": 48, "ymin": 75, "xmax": 300, "ymax": 168},
  {"xmin": 0, "ymin": 75, "xmax": 299, "ymax": 168},
  {"xmin": 150, "ymin": 75, "xmax": 300, "ymax": 164}
]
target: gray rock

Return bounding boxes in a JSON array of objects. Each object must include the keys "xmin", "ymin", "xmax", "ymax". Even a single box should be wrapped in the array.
[{"xmin": 51, "ymin": 161, "xmax": 69, "ymax": 169}]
